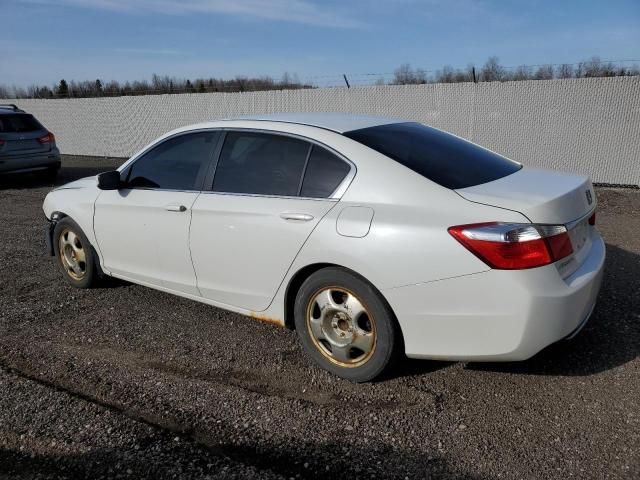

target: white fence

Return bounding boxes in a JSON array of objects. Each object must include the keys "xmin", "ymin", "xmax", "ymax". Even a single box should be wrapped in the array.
[{"xmin": 11, "ymin": 76, "xmax": 640, "ymax": 185}]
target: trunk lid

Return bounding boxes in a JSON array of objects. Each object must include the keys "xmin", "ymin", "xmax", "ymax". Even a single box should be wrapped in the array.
[
  {"xmin": 0, "ymin": 130, "xmax": 51, "ymax": 155},
  {"xmin": 456, "ymin": 167, "xmax": 597, "ymax": 278},
  {"xmin": 456, "ymin": 168, "xmax": 595, "ymax": 225}
]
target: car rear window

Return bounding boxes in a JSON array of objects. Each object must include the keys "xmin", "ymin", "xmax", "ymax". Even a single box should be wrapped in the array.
[
  {"xmin": 343, "ymin": 122, "xmax": 521, "ymax": 189},
  {"xmin": 0, "ymin": 114, "xmax": 43, "ymax": 133}
]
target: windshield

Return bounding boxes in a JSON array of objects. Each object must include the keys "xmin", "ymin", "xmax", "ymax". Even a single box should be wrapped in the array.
[{"xmin": 344, "ymin": 122, "xmax": 522, "ymax": 189}]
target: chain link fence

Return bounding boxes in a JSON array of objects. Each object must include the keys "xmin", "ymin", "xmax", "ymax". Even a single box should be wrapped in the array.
[{"xmin": 9, "ymin": 76, "xmax": 640, "ymax": 186}]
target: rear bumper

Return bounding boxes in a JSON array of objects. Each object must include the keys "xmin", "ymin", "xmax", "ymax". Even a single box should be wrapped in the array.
[
  {"xmin": 0, "ymin": 149, "xmax": 60, "ymax": 174},
  {"xmin": 385, "ymin": 232, "xmax": 606, "ymax": 361}
]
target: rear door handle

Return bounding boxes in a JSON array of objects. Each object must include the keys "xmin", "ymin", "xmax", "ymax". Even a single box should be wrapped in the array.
[
  {"xmin": 280, "ymin": 212, "xmax": 314, "ymax": 222},
  {"xmin": 165, "ymin": 204, "xmax": 187, "ymax": 212}
]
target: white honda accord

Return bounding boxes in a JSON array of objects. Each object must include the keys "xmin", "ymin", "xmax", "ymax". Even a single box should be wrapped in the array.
[{"xmin": 43, "ymin": 113, "xmax": 605, "ymax": 381}]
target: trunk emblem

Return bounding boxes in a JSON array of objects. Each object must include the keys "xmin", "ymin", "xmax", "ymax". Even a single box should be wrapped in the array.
[{"xmin": 585, "ymin": 189, "xmax": 593, "ymax": 205}]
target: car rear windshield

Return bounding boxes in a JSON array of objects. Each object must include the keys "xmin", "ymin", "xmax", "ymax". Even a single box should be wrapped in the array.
[
  {"xmin": 0, "ymin": 114, "xmax": 43, "ymax": 133},
  {"xmin": 343, "ymin": 122, "xmax": 521, "ymax": 189}
]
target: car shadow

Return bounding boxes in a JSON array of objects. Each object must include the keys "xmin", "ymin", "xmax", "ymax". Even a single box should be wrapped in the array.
[
  {"xmin": 466, "ymin": 243, "xmax": 639, "ymax": 376},
  {"xmin": 0, "ymin": 435, "xmax": 480, "ymax": 479}
]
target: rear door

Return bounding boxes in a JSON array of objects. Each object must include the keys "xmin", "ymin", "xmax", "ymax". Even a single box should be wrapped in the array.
[
  {"xmin": 0, "ymin": 113, "xmax": 50, "ymax": 156},
  {"xmin": 94, "ymin": 131, "xmax": 219, "ymax": 294},
  {"xmin": 190, "ymin": 131, "xmax": 353, "ymax": 311}
]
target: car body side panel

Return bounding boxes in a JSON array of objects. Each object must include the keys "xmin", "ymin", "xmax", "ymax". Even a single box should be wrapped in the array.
[
  {"xmin": 190, "ymin": 193, "xmax": 336, "ymax": 312},
  {"xmin": 42, "ymin": 178, "xmax": 100, "ymax": 251},
  {"xmin": 384, "ymin": 233, "xmax": 605, "ymax": 360}
]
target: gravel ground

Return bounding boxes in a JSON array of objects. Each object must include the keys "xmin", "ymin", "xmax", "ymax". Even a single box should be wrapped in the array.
[{"xmin": 0, "ymin": 156, "xmax": 638, "ymax": 479}]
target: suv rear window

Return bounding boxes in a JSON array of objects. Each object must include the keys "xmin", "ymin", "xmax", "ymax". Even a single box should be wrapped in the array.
[
  {"xmin": 343, "ymin": 122, "xmax": 521, "ymax": 189},
  {"xmin": 0, "ymin": 114, "xmax": 43, "ymax": 133}
]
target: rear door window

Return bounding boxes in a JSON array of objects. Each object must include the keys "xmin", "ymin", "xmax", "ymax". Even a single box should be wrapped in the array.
[
  {"xmin": 126, "ymin": 131, "xmax": 218, "ymax": 190},
  {"xmin": 344, "ymin": 122, "xmax": 521, "ymax": 189},
  {"xmin": 300, "ymin": 146, "xmax": 351, "ymax": 198},
  {"xmin": 0, "ymin": 114, "xmax": 43, "ymax": 133},
  {"xmin": 212, "ymin": 132, "xmax": 310, "ymax": 196}
]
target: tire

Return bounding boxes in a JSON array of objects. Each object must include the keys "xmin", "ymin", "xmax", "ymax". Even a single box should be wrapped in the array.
[
  {"xmin": 53, "ymin": 217, "xmax": 98, "ymax": 288},
  {"xmin": 294, "ymin": 267, "xmax": 401, "ymax": 382},
  {"xmin": 43, "ymin": 165, "xmax": 59, "ymax": 181}
]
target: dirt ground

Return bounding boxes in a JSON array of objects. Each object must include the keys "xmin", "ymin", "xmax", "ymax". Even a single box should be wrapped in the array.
[{"xmin": 0, "ymin": 156, "xmax": 638, "ymax": 479}]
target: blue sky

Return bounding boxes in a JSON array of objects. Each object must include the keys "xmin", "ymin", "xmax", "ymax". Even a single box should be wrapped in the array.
[{"xmin": 1, "ymin": 0, "xmax": 639, "ymax": 87}]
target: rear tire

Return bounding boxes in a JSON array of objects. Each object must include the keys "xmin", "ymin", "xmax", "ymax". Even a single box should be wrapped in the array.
[
  {"xmin": 294, "ymin": 267, "xmax": 401, "ymax": 382},
  {"xmin": 53, "ymin": 217, "xmax": 98, "ymax": 288},
  {"xmin": 44, "ymin": 164, "xmax": 59, "ymax": 179}
]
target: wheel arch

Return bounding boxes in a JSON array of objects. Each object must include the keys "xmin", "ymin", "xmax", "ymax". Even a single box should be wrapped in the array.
[{"xmin": 283, "ymin": 262, "xmax": 404, "ymax": 347}]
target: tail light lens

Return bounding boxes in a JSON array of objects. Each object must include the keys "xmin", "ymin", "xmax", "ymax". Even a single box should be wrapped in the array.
[
  {"xmin": 588, "ymin": 212, "xmax": 596, "ymax": 225},
  {"xmin": 38, "ymin": 132, "xmax": 55, "ymax": 144},
  {"xmin": 448, "ymin": 222, "xmax": 574, "ymax": 270}
]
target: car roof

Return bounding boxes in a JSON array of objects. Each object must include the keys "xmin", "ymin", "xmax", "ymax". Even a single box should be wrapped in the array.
[
  {"xmin": 0, "ymin": 104, "xmax": 27, "ymax": 115},
  {"xmin": 227, "ymin": 112, "xmax": 405, "ymax": 133}
]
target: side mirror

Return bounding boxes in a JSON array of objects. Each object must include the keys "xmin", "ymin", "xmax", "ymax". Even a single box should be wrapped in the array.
[{"xmin": 97, "ymin": 170, "xmax": 122, "ymax": 190}]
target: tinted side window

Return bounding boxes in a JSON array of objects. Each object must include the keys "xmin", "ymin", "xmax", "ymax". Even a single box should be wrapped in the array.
[
  {"xmin": 344, "ymin": 122, "xmax": 521, "ymax": 189},
  {"xmin": 212, "ymin": 132, "xmax": 309, "ymax": 196},
  {"xmin": 300, "ymin": 146, "xmax": 351, "ymax": 198},
  {"xmin": 127, "ymin": 132, "xmax": 217, "ymax": 190}
]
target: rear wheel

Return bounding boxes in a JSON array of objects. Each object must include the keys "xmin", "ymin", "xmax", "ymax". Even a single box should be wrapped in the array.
[
  {"xmin": 43, "ymin": 165, "xmax": 59, "ymax": 181},
  {"xmin": 294, "ymin": 267, "xmax": 401, "ymax": 382},
  {"xmin": 53, "ymin": 217, "xmax": 98, "ymax": 288}
]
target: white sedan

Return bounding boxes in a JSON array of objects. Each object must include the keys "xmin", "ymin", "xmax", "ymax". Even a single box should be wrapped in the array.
[{"xmin": 43, "ymin": 113, "xmax": 605, "ymax": 382}]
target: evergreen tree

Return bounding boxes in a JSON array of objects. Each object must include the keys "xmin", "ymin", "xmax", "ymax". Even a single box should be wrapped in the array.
[{"xmin": 57, "ymin": 79, "xmax": 69, "ymax": 97}]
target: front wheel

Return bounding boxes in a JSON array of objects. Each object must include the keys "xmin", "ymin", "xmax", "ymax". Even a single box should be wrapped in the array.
[
  {"xmin": 294, "ymin": 267, "xmax": 401, "ymax": 382},
  {"xmin": 53, "ymin": 217, "xmax": 98, "ymax": 288}
]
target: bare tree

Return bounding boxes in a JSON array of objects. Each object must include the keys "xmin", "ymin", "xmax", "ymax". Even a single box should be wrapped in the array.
[
  {"xmin": 557, "ymin": 64, "xmax": 574, "ymax": 79},
  {"xmin": 534, "ymin": 65, "xmax": 554, "ymax": 80},
  {"xmin": 512, "ymin": 65, "xmax": 532, "ymax": 81},
  {"xmin": 480, "ymin": 56, "xmax": 505, "ymax": 82},
  {"xmin": 435, "ymin": 65, "xmax": 456, "ymax": 83},
  {"xmin": 393, "ymin": 63, "xmax": 416, "ymax": 84}
]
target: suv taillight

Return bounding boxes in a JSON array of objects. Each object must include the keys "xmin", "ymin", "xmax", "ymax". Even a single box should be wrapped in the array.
[
  {"xmin": 448, "ymin": 222, "xmax": 573, "ymax": 270},
  {"xmin": 38, "ymin": 132, "xmax": 55, "ymax": 144}
]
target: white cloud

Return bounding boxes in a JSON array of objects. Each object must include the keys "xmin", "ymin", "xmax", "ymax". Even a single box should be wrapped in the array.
[{"xmin": 21, "ymin": 0, "xmax": 362, "ymax": 28}]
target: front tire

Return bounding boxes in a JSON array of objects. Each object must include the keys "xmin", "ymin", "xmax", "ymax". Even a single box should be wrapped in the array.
[
  {"xmin": 53, "ymin": 217, "xmax": 98, "ymax": 288},
  {"xmin": 294, "ymin": 267, "xmax": 401, "ymax": 382}
]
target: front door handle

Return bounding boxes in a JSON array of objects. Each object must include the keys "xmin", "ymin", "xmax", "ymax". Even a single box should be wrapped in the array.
[
  {"xmin": 165, "ymin": 204, "xmax": 187, "ymax": 212},
  {"xmin": 280, "ymin": 212, "xmax": 314, "ymax": 222}
]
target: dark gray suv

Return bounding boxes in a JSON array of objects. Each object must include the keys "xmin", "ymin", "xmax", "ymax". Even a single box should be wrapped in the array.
[{"xmin": 0, "ymin": 104, "xmax": 60, "ymax": 177}]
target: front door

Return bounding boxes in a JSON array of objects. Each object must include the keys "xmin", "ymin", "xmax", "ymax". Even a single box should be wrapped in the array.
[{"xmin": 94, "ymin": 131, "xmax": 219, "ymax": 295}]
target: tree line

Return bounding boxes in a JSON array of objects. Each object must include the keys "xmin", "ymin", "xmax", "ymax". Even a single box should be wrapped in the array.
[
  {"xmin": 390, "ymin": 56, "xmax": 639, "ymax": 85},
  {"xmin": 1, "ymin": 56, "xmax": 637, "ymax": 99},
  {"xmin": 0, "ymin": 73, "xmax": 311, "ymax": 99}
]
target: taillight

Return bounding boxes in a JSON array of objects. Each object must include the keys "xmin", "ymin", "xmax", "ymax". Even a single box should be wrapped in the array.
[
  {"xmin": 38, "ymin": 132, "xmax": 55, "ymax": 144},
  {"xmin": 588, "ymin": 212, "xmax": 596, "ymax": 225},
  {"xmin": 448, "ymin": 222, "xmax": 574, "ymax": 270},
  {"xmin": 0, "ymin": 139, "xmax": 4, "ymax": 146}
]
